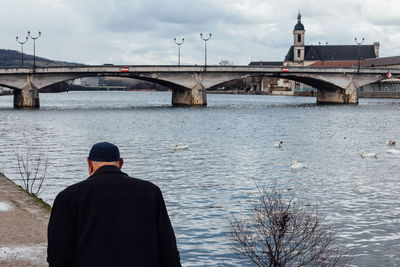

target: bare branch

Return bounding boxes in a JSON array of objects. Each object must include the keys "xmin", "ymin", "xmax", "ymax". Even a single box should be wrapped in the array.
[
  {"xmin": 13, "ymin": 144, "xmax": 48, "ymax": 197},
  {"xmin": 228, "ymin": 185, "xmax": 351, "ymax": 267}
]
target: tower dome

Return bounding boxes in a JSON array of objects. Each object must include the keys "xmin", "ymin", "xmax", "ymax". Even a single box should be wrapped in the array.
[{"xmin": 294, "ymin": 12, "xmax": 304, "ymax": 30}]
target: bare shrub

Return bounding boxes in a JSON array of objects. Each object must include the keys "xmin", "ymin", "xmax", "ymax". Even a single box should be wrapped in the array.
[
  {"xmin": 13, "ymin": 144, "xmax": 48, "ymax": 197},
  {"xmin": 229, "ymin": 186, "xmax": 351, "ymax": 267},
  {"xmin": 219, "ymin": 60, "xmax": 234, "ymax": 66}
]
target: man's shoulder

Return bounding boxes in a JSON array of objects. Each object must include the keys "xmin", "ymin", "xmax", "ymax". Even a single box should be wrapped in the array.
[
  {"xmin": 120, "ymin": 175, "xmax": 163, "ymax": 197},
  {"xmin": 55, "ymin": 179, "xmax": 87, "ymax": 200},
  {"xmin": 94, "ymin": 170, "xmax": 160, "ymax": 190},
  {"xmin": 127, "ymin": 175, "xmax": 160, "ymax": 189},
  {"xmin": 57, "ymin": 172, "xmax": 161, "ymax": 201}
]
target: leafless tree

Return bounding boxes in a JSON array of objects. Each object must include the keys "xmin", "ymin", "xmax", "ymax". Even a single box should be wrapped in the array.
[
  {"xmin": 219, "ymin": 60, "xmax": 234, "ymax": 66},
  {"xmin": 229, "ymin": 186, "xmax": 351, "ymax": 267},
  {"xmin": 13, "ymin": 145, "xmax": 48, "ymax": 197}
]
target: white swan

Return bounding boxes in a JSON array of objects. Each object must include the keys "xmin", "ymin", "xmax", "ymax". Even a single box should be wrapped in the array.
[
  {"xmin": 387, "ymin": 148, "xmax": 400, "ymax": 154},
  {"xmin": 386, "ymin": 140, "xmax": 396, "ymax": 146},
  {"xmin": 360, "ymin": 151, "xmax": 377, "ymax": 158},
  {"xmin": 291, "ymin": 160, "xmax": 305, "ymax": 169},
  {"xmin": 173, "ymin": 144, "xmax": 189, "ymax": 150},
  {"xmin": 274, "ymin": 141, "xmax": 283, "ymax": 148}
]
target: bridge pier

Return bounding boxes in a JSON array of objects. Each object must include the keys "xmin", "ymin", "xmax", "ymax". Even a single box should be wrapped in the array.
[
  {"xmin": 316, "ymin": 79, "xmax": 358, "ymax": 104},
  {"xmin": 172, "ymin": 87, "xmax": 207, "ymax": 106},
  {"xmin": 13, "ymin": 81, "xmax": 40, "ymax": 108}
]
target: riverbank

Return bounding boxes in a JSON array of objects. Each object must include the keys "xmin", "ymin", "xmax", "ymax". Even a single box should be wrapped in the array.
[
  {"xmin": 207, "ymin": 90, "xmax": 271, "ymax": 95},
  {"xmin": 0, "ymin": 173, "xmax": 50, "ymax": 266},
  {"xmin": 207, "ymin": 90, "xmax": 317, "ymax": 96},
  {"xmin": 359, "ymin": 91, "xmax": 400, "ymax": 98},
  {"xmin": 208, "ymin": 90, "xmax": 400, "ymax": 98},
  {"xmin": 0, "ymin": 91, "xmax": 12, "ymax": 96},
  {"xmin": 3, "ymin": 89, "xmax": 400, "ymax": 99}
]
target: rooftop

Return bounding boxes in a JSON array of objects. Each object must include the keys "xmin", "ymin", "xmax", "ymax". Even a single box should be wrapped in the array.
[
  {"xmin": 285, "ymin": 45, "xmax": 377, "ymax": 62},
  {"xmin": 308, "ymin": 61, "xmax": 358, "ymax": 67},
  {"xmin": 360, "ymin": 56, "xmax": 400, "ymax": 67}
]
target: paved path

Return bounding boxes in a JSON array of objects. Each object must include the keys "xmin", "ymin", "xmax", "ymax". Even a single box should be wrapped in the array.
[{"xmin": 0, "ymin": 173, "xmax": 50, "ymax": 266}]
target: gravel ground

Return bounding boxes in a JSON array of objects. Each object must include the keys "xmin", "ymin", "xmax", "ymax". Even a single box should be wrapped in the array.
[{"xmin": 0, "ymin": 173, "xmax": 50, "ymax": 266}]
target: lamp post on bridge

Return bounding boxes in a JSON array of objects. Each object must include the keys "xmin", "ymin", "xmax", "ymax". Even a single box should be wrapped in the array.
[
  {"xmin": 174, "ymin": 37, "xmax": 184, "ymax": 66},
  {"xmin": 355, "ymin": 37, "xmax": 364, "ymax": 71},
  {"xmin": 28, "ymin": 30, "xmax": 41, "ymax": 69},
  {"xmin": 200, "ymin": 33, "xmax": 212, "ymax": 68},
  {"xmin": 16, "ymin": 36, "xmax": 28, "ymax": 66}
]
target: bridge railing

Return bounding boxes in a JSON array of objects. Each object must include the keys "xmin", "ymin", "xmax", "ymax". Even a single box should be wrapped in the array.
[{"xmin": 0, "ymin": 65, "xmax": 398, "ymax": 75}]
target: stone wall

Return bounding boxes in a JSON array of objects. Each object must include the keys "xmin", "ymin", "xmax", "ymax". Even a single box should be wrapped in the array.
[{"xmin": 359, "ymin": 92, "xmax": 400, "ymax": 98}]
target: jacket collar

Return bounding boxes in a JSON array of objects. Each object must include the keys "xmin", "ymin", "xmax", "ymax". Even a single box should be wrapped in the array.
[{"xmin": 88, "ymin": 165, "xmax": 127, "ymax": 179}]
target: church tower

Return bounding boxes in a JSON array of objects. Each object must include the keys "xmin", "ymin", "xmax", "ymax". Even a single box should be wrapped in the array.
[{"xmin": 293, "ymin": 12, "xmax": 305, "ymax": 63}]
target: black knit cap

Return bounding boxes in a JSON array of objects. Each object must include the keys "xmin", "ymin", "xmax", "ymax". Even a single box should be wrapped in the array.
[{"xmin": 88, "ymin": 142, "xmax": 120, "ymax": 162}]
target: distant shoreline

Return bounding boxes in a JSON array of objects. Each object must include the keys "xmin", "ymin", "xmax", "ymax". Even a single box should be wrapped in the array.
[
  {"xmin": 2, "ymin": 89, "xmax": 400, "ymax": 99},
  {"xmin": 0, "ymin": 91, "xmax": 12, "ymax": 96}
]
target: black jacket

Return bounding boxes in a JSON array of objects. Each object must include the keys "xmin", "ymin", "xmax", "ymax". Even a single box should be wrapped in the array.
[{"xmin": 47, "ymin": 165, "xmax": 181, "ymax": 267}]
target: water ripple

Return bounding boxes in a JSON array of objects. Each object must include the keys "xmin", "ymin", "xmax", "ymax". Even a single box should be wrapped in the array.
[{"xmin": 1, "ymin": 92, "xmax": 400, "ymax": 266}]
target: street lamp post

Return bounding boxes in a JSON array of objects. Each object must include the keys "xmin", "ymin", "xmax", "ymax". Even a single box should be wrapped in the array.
[
  {"xmin": 16, "ymin": 36, "xmax": 28, "ymax": 66},
  {"xmin": 28, "ymin": 30, "xmax": 41, "ymax": 69},
  {"xmin": 355, "ymin": 37, "xmax": 364, "ymax": 71},
  {"xmin": 200, "ymin": 33, "xmax": 212, "ymax": 67},
  {"xmin": 174, "ymin": 37, "xmax": 184, "ymax": 66}
]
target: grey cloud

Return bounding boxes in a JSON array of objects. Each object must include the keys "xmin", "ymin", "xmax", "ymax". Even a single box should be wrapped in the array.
[
  {"xmin": 66, "ymin": 0, "xmax": 245, "ymax": 34},
  {"xmin": 1, "ymin": 0, "xmax": 399, "ymax": 65}
]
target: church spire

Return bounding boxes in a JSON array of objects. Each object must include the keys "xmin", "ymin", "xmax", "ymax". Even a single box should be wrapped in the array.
[{"xmin": 294, "ymin": 11, "xmax": 305, "ymax": 31}]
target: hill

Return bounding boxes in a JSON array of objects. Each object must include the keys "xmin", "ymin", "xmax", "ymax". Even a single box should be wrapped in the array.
[
  {"xmin": 0, "ymin": 49, "xmax": 81, "ymax": 67},
  {"xmin": 0, "ymin": 49, "xmax": 169, "ymax": 93},
  {"xmin": 0, "ymin": 49, "xmax": 82, "ymax": 94}
]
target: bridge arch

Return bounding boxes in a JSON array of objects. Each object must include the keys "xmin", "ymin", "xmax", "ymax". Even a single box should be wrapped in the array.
[
  {"xmin": 209, "ymin": 73, "xmax": 344, "ymax": 92},
  {"xmin": 357, "ymin": 74, "xmax": 397, "ymax": 88},
  {"xmin": 29, "ymin": 73, "xmax": 190, "ymax": 93},
  {"xmin": 38, "ymin": 73, "xmax": 196, "ymax": 106},
  {"xmin": 274, "ymin": 74, "xmax": 342, "ymax": 91},
  {"xmin": 0, "ymin": 83, "xmax": 18, "ymax": 91}
]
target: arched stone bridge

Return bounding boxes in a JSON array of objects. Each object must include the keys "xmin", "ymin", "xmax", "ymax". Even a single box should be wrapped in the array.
[{"xmin": 0, "ymin": 65, "xmax": 398, "ymax": 108}]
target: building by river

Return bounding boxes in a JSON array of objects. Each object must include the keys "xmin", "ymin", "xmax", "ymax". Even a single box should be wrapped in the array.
[
  {"xmin": 0, "ymin": 86, "xmax": 12, "ymax": 95},
  {"xmin": 244, "ymin": 12, "xmax": 400, "ymax": 96},
  {"xmin": 283, "ymin": 12, "xmax": 378, "ymax": 92}
]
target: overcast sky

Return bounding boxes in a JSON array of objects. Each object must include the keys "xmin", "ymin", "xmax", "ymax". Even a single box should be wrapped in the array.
[{"xmin": 1, "ymin": 0, "xmax": 399, "ymax": 65}]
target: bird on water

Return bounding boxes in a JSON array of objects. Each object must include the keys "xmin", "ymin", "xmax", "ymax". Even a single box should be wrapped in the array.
[
  {"xmin": 274, "ymin": 141, "xmax": 283, "ymax": 148},
  {"xmin": 291, "ymin": 160, "xmax": 305, "ymax": 169},
  {"xmin": 360, "ymin": 151, "xmax": 377, "ymax": 158}
]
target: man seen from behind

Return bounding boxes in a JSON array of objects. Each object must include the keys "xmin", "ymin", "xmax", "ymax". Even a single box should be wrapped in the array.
[{"xmin": 47, "ymin": 142, "xmax": 181, "ymax": 267}]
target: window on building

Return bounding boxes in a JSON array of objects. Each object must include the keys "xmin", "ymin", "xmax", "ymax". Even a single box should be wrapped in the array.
[
  {"xmin": 297, "ymin": 49, "xmax": 301, "ymax": 58},
  {"xmin": 298, "ymin": 34, "xmax": 301, "ymax": 43},
  {"xmin": 295, "ymin": 82, "xmax": 301, "ymax": 90}
]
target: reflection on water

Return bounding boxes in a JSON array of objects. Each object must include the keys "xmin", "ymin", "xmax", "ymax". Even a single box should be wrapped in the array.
[{"xmin": 0, "ymin": 91, "xmax": 400, "ymax": 266}]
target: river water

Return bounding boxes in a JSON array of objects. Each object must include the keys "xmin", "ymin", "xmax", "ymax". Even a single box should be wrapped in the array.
[{"xmin": 0, "ymin": 91, "xmax": 399, "ymax": 266}]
